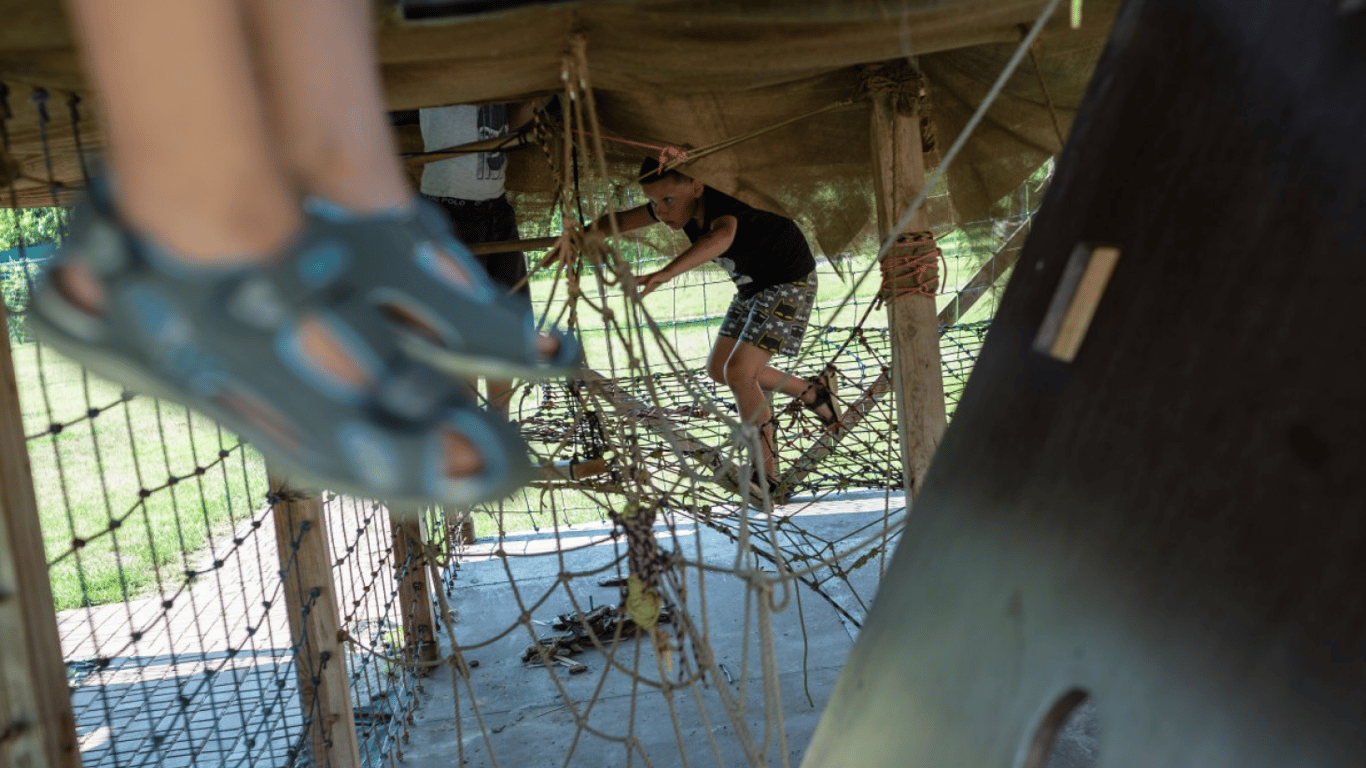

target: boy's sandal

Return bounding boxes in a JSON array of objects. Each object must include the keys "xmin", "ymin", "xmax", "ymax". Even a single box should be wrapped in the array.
[
  {"xmin": 800, "ymin": 376, "xmax": 840, "ymax": 427},
  {"xmin": 742, "ymin": 468, "xmax": 785, "ymax": 509},
  {"xmin": 27, "ymin": 191, "xmax": 531, "ymax": 506},
  {"xmin": 304, "ymin": 197, "xmax": 582, "ymax": 381}
]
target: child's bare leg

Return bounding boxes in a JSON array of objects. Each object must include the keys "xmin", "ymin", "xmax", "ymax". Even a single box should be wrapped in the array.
[
  {"xmin": 241, "ymin": 0, "xmax": 411, "ymax": 211},
  {"xmin": 721, "ymin": 342, "xmax": 780, "ymax": 478},
  {"xmin": 710, "ymin": 337, "xmax": 833, "ymax": 423},
  {"xmin": 242, "ymin": 0, "xmax": 561, "ymax": 364},
  {"xmin": 63, "ymin": 0, "xmax": 300, "ymax": 263},
  {"xmin": 61, "ymin": 0, "xmax": 487, "ymax": 479},
  {"xmin": 486, "ymin": 380, "xmax": 515, "ymax": 418}
]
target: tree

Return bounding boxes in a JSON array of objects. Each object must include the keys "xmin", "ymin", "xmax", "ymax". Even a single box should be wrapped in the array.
[{"xmin": 0, "ymin": 207, "xmax": 67, "ymax": 250}]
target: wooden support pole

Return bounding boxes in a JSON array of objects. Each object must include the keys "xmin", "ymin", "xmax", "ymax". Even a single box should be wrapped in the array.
[
  {"xmin": 0, "ymin": 310, "xmax": 80, "ymax": 768},
  {"xmin": 390, "ymin": 516, "xmax": 439, "ymax": 675},
  {"xmin": 400, "ymin": 130, "xmax": 535, "ymax": 168},
  {"xmin": 869, "ymin": 89, "xmax": 948, "ymax": 498},
  {"xmin": 270, "ymin": 475, "xmax": 361, "ymax": 768}
]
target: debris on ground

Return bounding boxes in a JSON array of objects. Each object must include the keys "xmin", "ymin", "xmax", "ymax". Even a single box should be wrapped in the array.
[{"xmin": 521, "ymin": 604, "xmax": 674, "ymax": 674}]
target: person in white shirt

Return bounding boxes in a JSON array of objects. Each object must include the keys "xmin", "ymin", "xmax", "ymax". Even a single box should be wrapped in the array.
[{"xmin": 419, "ymin": 101, "xmax": 539, "ymax": 416}]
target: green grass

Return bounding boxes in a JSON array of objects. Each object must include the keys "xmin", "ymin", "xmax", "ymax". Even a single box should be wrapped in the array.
[
  {"xmin": 11, "ymin": 344, "xmax": 266, "ymax": 611},
  {"xmin": 5, "ymin": 220, "xmax": 1008, "ymax": 609}
]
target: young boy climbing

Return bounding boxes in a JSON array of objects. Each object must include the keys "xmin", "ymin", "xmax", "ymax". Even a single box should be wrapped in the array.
[{"xmin": 592, "ymin": 157, "xmax": 840, "ymax": 493}]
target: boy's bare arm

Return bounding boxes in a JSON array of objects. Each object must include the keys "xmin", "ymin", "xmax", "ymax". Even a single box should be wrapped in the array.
[
  {"xmin": 639, "ymin": 215, "xmax": 738, "ymax": 296},
  {"xmin": 591, "ymin": 205, "xmax": 656, "ymax": 235}
]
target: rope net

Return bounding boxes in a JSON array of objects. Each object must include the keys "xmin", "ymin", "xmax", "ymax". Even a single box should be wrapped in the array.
[{"xmin": 0, "ymin": 45, "xmax": 1040, "ymax": 767}]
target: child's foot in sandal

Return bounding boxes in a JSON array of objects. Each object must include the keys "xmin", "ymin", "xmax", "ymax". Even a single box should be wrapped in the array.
[
  {"xmin": 29, "ymin": 190, "xmax": 532, "ymax": 505},
  {"xmin": 304, "ymin": 197, "xmax": 582, "ymax": 381},
  {"xmin": 797, "ymin": 374, "xmax": 840, "ymax": 427}
]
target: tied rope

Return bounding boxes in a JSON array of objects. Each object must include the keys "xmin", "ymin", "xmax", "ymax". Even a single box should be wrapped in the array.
[
  {"xmin": 878, "ymin": 232, "xmax": 942, "ymax": 303},
  {"xmin": 583, "ymin": 132, "xmax": 690, "ymax": 177}
]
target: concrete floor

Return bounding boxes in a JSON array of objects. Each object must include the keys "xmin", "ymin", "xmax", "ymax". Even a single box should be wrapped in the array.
[{"xmin": 401, "ymin": 492, "xmax": 904, "ymax": 768}]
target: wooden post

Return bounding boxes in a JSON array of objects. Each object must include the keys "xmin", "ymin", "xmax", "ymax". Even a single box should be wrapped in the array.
[
  {"xmin": 0, "ymin": 310, "xmax": 80, "ymax": 768},
  {"xmin": 270, "ymin": 475, "xmax": 361, "ymax": 768},
  {"xmin": 390, "ymin": 515, "xmax": 439, "ymax": 674},
  {"xmin": 869, "ymin": 87, "xmax": 948, "ymax": 498}
]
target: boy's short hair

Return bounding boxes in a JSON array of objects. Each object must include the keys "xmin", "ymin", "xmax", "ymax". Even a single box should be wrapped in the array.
[{"xmin": 638, "ymin": 156, "xmax": 691, "ymax": 184}]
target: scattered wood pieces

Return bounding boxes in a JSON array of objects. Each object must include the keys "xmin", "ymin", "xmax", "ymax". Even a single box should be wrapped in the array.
[{"xmin": 520, "ymin": 604, "xmax": 674, "ymax": 674}]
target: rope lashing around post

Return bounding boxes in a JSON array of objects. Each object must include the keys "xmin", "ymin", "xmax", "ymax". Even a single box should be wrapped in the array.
[
  {"xmin": 878, "ymin": 231, "xmax": 943, "ymax": 303},
  {"xmin": 856, "ymin": 60, "xmax": 936, "ymax": 155}
]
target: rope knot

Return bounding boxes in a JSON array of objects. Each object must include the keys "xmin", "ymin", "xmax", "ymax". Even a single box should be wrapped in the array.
[
  {"xmin": 878, "ymin": 231, "xmax": 942, "ymax": 302},
  {"xmin": 658, "ymin": 145, "xmax": 690, "ymax": 170}
]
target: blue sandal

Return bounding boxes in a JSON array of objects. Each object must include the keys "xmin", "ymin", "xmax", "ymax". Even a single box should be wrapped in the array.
[
  {"xmin": 27, "ymin": 189, "xmax": 533, "ymax": 506},
  {"xmin": 304, "ymin": 197, "xmax": 582, "ymax": 380}
]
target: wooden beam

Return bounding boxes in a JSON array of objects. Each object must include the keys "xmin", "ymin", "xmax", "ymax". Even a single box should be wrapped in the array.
[
  {"xmin": 575, "ymin": 369, "xmax": 760, "ymax": 500},
  {"xmin": 578, "ymin": 369, "xmax": 723, "ymax": 464},
  {"xmin": 270, "ymin": 476, "xmax": 361, "ymax": 768},
  {"xmin": 390, "ymin": 517, "xmax": 439, "ymax": 675},
  {"xmin": 936, "ymin": 218, "xmax": 1030, "ymax": 327},
  {"xmin": 869, "ymin": 87, "xmax": 948, "ymax": 498},
  {"xmin": 467, "ymin": 235, "xmax": 560, "ymax": 256},
  {"xmin": 400, "ymin": 130, "xmax": 535, "ymax": 169},
  {"xmin": 779, "ymin": 368, "xmax": 894, "ymax": 495},
  {"xmin": 0, "ymin": 309, "xmax": 79, "ymax": 768}
]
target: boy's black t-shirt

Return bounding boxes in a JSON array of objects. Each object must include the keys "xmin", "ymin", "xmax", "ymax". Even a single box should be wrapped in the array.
[{"xmin": 653, "ymin": 186, "xmax": 815, "ymax": 298}]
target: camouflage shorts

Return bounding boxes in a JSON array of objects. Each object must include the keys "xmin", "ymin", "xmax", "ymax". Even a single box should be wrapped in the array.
[{"xmin": 717, "ymin": 272, "xmax": 817, "ymax": 356}]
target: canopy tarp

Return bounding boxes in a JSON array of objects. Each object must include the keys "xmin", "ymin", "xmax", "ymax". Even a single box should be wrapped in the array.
[{"xmin": 0, "ymin": 0, "xmax": 1118, "ymax": 254}]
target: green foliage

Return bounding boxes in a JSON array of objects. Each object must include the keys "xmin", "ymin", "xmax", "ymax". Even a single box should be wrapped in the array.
[
  {"xmin": 2, "ymin": 261, "xmax": 39, "ymax": 344},
  {"xmin": 1, "ymin": 206, "xmax": 66, "ymax": 250}
]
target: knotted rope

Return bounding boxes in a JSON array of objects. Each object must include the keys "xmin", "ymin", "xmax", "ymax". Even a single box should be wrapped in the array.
[{"xmin": 878, "ymin": 231, "xmax": 942, "ymax": 302}]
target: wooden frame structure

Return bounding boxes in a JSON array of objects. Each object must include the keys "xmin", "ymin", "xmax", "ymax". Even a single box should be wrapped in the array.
[{"xmin": 0, "ymin": 308, "xmax": 79, "ymax": 768}]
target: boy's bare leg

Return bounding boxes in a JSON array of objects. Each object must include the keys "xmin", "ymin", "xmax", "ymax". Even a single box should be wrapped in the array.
[
  {"xmin": 709, "ymin": 336, "xmax": 836, "ymax": 423},
  {"xmin": 719, "ymin": 341, "xmax": 782, "ymax": 479},
  {"xmin": 241, "ymin": 0, "xmax": 411, "ymax": 212},
  {"xmin": 63, "ymin": 0, "xmax": 300, "ymax": 266},
  {"xmin": 486, "ymin": 380, "xmax": 515, "ymax": 419}
]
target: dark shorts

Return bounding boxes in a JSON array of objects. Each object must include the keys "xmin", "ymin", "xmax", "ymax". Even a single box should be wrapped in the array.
[
  {"xmin": 424, "ymin": 193, "xmax": 531, "ymax": 308},
  {"xmin": 717, "ymin": 272, "xmax": 817, "ymax": 356}
]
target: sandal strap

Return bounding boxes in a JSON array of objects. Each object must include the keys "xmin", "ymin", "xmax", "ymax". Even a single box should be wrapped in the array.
[{"xmin": 299, "ymin": 197, "xmax": 582, "ymax": 380}]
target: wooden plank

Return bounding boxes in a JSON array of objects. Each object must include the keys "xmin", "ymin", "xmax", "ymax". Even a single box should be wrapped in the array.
[
  {"xmin": 576, "ymin": 370, "xmax": 759, "ymax": 500},
  {"xmin": 578, "ymin": 369, "xmax": 724, "ymax": 467},
  {"xmin": 467, "ymin": 235, "xmax": 560, "ymax": 255},
  {"xmin": 270, "ymin": 475, "xmax": 361, "ymax": 768},
  {"xmin": 400, "ymin": 130, "xmax": 535, "ymax": 168},
  {"xmin": 869, "ymin": 88, "xmax": 947, "ymax": 498},
  {"xmin": 0, "ymin": 309, "xmax": 79, "ymax": 768},
  {"xmin": 1033, "ymin": 244, "xmax": 1120, "ymax": 362},
  {"xmin": 778, "ymin": 369, "xmax": 893, "ymax": 495},
  {"xmin": 936, "ymin": 218, "xmax": 1030, "ymax": 327},
  {"xmin": 390, "ymin": 518, "xmax": 439, "ymax": 675}
]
